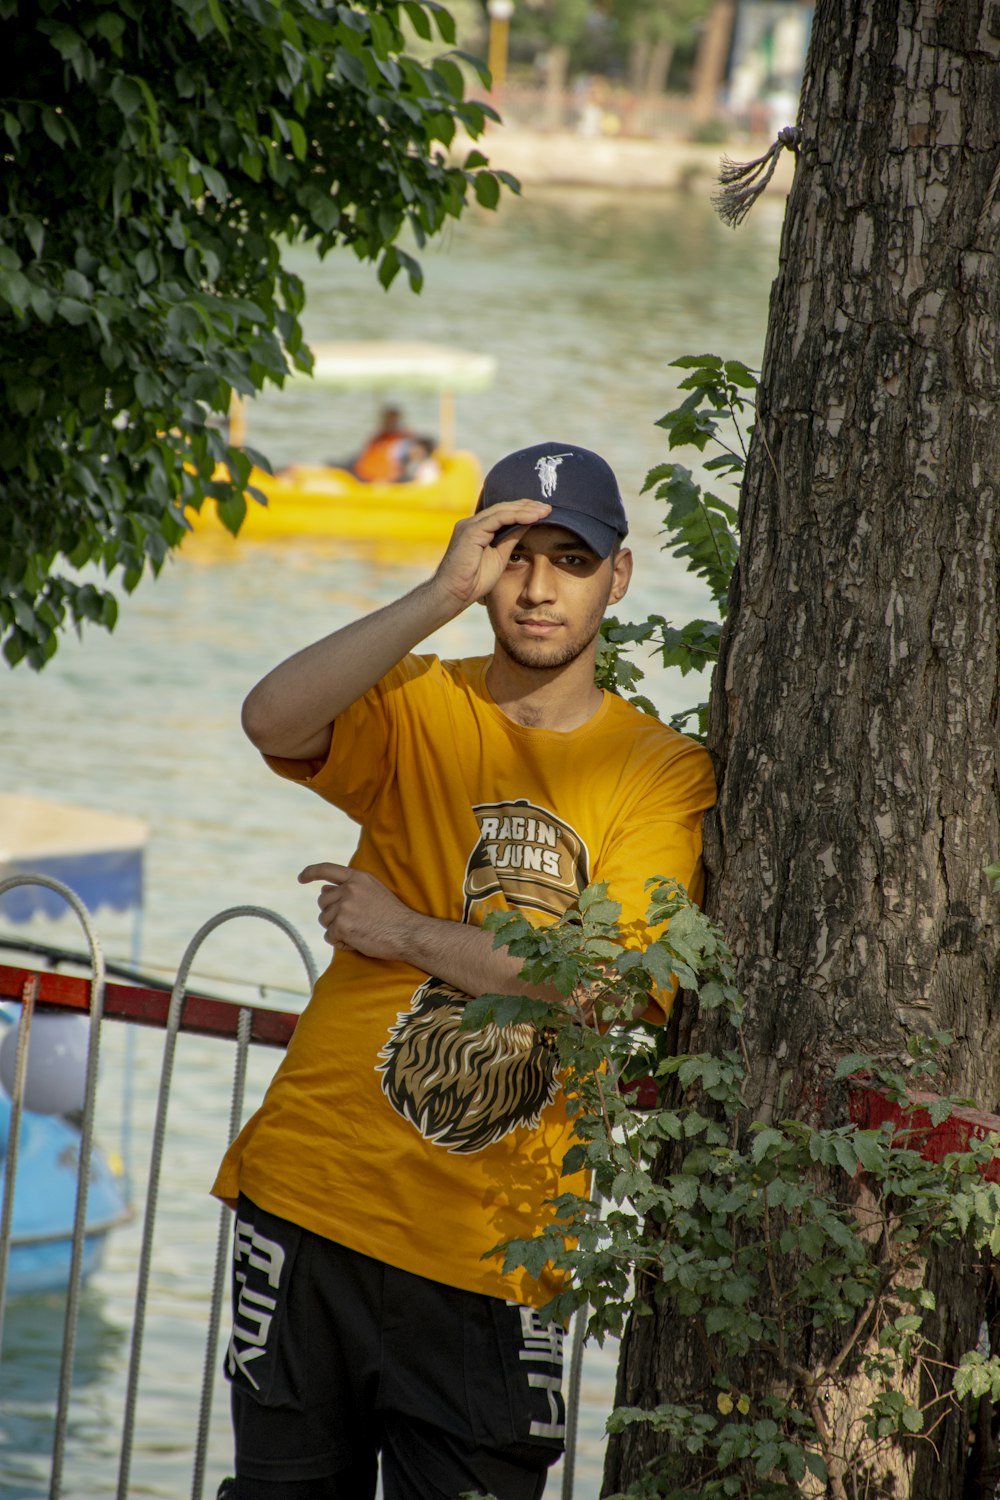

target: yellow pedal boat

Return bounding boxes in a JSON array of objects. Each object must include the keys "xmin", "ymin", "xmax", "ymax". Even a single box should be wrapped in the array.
[{"xmin": 183, "ymin": 341, "xmax": 495, "ymax": 554}]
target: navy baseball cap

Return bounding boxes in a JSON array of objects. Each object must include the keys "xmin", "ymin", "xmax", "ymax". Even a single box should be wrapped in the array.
[{"xmin": 476, "ymin": 441, "xmax": 628, "ymax": 558}]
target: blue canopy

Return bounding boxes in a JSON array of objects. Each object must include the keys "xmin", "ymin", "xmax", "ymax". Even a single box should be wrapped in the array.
[{"xmin": 0, "ymin": 795, "xmax": 148, "ymax": 924}]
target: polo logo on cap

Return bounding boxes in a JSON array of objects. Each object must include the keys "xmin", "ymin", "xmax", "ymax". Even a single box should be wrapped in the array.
[{"xmin": 534, "ymin": 452, "xmax": 573, "ymax": 498}]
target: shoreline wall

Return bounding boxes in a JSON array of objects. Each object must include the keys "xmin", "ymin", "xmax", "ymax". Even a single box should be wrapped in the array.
[{"xmin": 452, "ymin": 127, "xmax": 797, "ymax": 198}]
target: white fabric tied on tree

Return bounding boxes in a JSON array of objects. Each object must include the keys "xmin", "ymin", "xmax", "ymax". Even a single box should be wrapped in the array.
[{"xmin": 713, "ymin": 125, "xmax": 802, "ymax": 227}]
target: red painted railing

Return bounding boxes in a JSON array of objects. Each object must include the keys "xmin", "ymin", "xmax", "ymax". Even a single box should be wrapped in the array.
[
  {"xmin": 5, "ymin": 963, "xmax": 998, "ymax": 1183},
  {"xmin": 0, "ymin": 963, "xmax": 297, "ymax": 1048}
]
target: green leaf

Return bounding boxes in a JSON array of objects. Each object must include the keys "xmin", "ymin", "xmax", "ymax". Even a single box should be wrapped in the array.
[
  {"xmin": 216, "ymin": 491, "xmax": 247, "ymax": 536},
  {"xmin": 202, "ymin": 163, "xmax": 229, "ymax": 201},
  {"xmin": 723, "ymin": 359, "xmax": 758, "ymax": 389},
  {"xmin": 64, "ymin": 269, "xmax": 92, "ymax": 299},
  {"xmin": 425, "ymin": 111, "xmax": 455, "ymax": 147},
  {"xmin": 95, "ymin": 12, "xmax": 126, "ymax": 45},
  {"xmin": 833, "ymin": 1052, "xmax": 872, "ymax": 1079},
  {"xmin": 23, "ymin": 215, "xmax": 44, "ymax": 258},
  {"xmin": 241, "ymin": 147, "xmax": 264, "ymax": 182},
  {"xmin": 901, "ymin": 1405, "xmax": 924, "ymax": 1433},
  {"xmin": 431, "ymin": 4, "xmax": 458, "ymax": 44},
  {"xmin": 803, "ymin": 1449, "xmax": 828, "ymax": 1481},
  {"xmin": 135, "ymin": 372, "xmax": 161, "ymax": 407},
  {"xmin": 671, "ymin": 353, "xmax": 723, "ymax": 371},
  {"xmin": 378, "ymin": 246, "xmax": 401, "ymax": 290},
  {"xmin": 432, "ymin": 57, "xmax": 465, "ymax": 100},
  {"xmin": 286, "ymin": 119, "xmax": 307, "ymax": 161},
  {"xmin": 852, "ymin": 1132, "xmax": 885, "ymax": 1173},
  {"xmin": 57, "ymin": 296, "xmax": 91, "ymax": 325},
  {"xmin": 41, "ymin": 108, "xmax": 68, "ymax": 146},
  {"xmin": 750, "ymin": 1126, "xmax": 785, "ymax": 1163},
  {"xmin": 398, "ymin": 248, "xmax": 424, "ymax": 292},
  {"xmin": 336, "ymin": 48, "xmax": 369, "ymax": 89},
  {"xmin": 205, "ymin": 0, "xmax": 231, "ymax": 41},
  {"xmin": 109, "ymin": 74, "xmax": 143, "ymax": 117},
  {"xmin": 28, "ymin": 283, "xmax": 53, "ymax": 321},
  {"xmin": 299, "ymin": 184, "xmax": 340, "ymax": 233},
  {"xmin": 473, "ymin": 172, "xmax": 500, "ymax": 210},
  {"xmin": 403, "ymin": 2, "xmax": 433, "ymax": 40},
  {"xmin": 0, "ymin": 267, "xmax": 31, "ymax": 313},
  {"xmin": 367, "ymin": 12, "xmax": 395, "ymax": 59}
]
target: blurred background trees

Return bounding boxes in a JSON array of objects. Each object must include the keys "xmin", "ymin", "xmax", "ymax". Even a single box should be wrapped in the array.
[{"xmin": 459, "ymin": 0, "xmax": 812, "ymax": 137}]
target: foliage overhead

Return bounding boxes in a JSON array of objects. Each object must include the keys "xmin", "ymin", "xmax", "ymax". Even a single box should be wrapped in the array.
[{"xmin": 0, "ymin": 0, "xmax": 512, "ymax": 668}]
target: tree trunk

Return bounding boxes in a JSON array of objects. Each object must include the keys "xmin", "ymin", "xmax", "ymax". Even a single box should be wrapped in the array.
[
  {"xmin": 645, "ymin": 39, "xmax": 675, "ymax": 99},
  {"xmin": 628, "ymin": 35, "xmax": 674, "ymax": 100},
  {"xmin": 606, "ymin": 2, "xmax": 1000, "ymax": 1496},
  {"xmin": 543, "ymin": 43, "xmax": 569, "ymax": 131},
  {"xmin": 690, "ymin": 0, "xmax": 737, "ymax": 122},
  {"xmin": 628, "ymin": 28, "xmax": 650, "ymax": 97}
]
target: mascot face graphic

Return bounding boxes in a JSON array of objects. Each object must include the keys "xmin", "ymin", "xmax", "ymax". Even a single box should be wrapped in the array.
[
  {"xmin": 379, "ymin": 980, "xmax": 559, "ymax": 1155},
  {"xmin": 379, "ymin": 799, "xmax": 589, "ymax": 1153}
]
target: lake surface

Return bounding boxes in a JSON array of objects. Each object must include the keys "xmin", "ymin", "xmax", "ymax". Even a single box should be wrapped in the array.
[{"xmin": 0, "ymin": 180, "xmax": 782, "ymax": 1499}]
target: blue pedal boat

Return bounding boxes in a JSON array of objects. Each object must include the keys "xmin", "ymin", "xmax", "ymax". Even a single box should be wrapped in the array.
[
  {"xmin": 0, "ymin": 1081, "xmax": 130, "ymax": 1296},
  {"xmin": 0, "ymin": 793, "xmax": 146, "ymax": 1296}
]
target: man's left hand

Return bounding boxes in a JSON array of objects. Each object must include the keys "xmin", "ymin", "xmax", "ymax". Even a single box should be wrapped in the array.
[{"xmin": 298, "ymin": 863, "xmax": 416, "ymax": 959}]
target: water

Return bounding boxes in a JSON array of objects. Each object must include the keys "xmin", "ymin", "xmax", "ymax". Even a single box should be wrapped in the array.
[{"xmin": 0, "ymin": 182, "xmax": 782, "ymax": 1498}]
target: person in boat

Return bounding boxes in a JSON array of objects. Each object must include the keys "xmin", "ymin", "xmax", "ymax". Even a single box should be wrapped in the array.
[
  {"xmin": 350, "ymin": 403, "xmax": 412, "ymax": 482},
  {"xmin": 398, "ymin": 433, "xmax": 440, "ymax": 484},
  {"xmin": 212, "ymin": 441, "xmax": 716, "ymax": 1500}
]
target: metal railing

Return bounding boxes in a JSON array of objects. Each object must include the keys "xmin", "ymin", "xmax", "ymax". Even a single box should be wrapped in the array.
[
  {"xmin": 0, "ymin": 874, "xmax": 317, "ymax": 1500},
  {"xmin": 0, "ymin": 876, "xmax": 592, "ymax": 1500}
]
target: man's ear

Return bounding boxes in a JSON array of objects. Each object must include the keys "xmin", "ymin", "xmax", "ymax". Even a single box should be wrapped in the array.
[{"xmin": 608, "ymin": 546, "xmax": 632, "ymax": 606}]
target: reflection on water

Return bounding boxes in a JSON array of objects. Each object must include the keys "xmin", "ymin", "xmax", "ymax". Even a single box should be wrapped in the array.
[
  {"xmin": 0, "ymin": 184, "xmax": 781, "ymax": 1498},
  {"xmin": 0, "ymin": 1292, "xmax": 125, "ymax": 1497}
]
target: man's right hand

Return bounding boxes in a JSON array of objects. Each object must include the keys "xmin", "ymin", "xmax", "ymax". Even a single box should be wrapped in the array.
[
  {"xmin": 240, "ymin": 499, "xmax": 551, "ymax": 763},
  {"xmin": 432, "ymin": 499, "xmax": 552, "ymax": 610}
]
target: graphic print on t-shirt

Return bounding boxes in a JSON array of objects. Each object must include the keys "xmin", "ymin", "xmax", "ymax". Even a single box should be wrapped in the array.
[
  {"xmin": 378, "ymin": 979, "xmax": 560, "ymax": 1153},
  {"xmin": 379, "ymin": 799, "xmax": 590, "ymax": 1153},
  {"xmin": 461, "ymin": 799, "xmax": 590, "ymax": 922}
]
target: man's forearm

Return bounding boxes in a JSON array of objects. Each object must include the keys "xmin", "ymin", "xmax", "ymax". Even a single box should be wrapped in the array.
[
  {"xmin": 397, "ymin": 910, "xmax": 559, "ymax": 1004},
  {"xmin": 301, "ymin": 863, "xmax": 592, "ymax": 1015},
  {"xmin": 241, "ymin": 578, "xmax": 456, "ymax": 761}
]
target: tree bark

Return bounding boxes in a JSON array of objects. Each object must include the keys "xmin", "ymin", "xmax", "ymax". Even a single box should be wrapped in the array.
[{"xmin": 606, "ymin": 2, "xmax": 1000, "ymax": 1495}]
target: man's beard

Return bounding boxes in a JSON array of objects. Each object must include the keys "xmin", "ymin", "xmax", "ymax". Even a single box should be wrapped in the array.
[
  {"xmin": 492, "ymin": 629, "xmax": 596, "ymax": 672},
  {"xmin": 486, "ymin": 599, "xmax": 606, "ymax": 673}
]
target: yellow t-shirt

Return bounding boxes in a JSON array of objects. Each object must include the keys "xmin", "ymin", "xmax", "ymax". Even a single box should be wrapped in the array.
[{"xmin": 212, "ymin": 655, "xmax": 715, "ymax": 1308}]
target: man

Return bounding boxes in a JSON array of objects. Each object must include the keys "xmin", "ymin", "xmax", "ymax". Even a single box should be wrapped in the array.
[{"xmin": 213, "ymin": 440, "xmax": 716, "ymax": 1500}]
